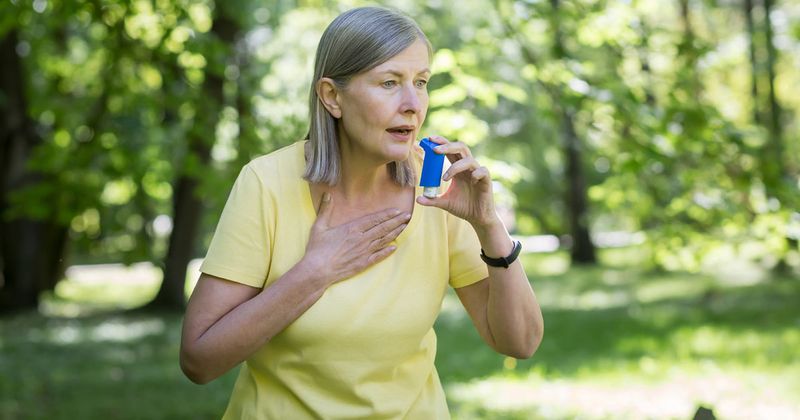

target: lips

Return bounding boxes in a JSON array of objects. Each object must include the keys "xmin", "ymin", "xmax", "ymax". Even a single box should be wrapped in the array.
[{"xmin": 386, "ymin": 125, "xmax": 415, "ymax": 136}]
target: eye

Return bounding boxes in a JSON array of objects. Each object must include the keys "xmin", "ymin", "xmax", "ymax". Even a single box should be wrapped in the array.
[
  {"xmin": 382, "ymin": 80, "xmax": 398, "ymax": 88},
  {"xmin": 415, "ymin": 79, "xmax": 428, "ymax": 89}
]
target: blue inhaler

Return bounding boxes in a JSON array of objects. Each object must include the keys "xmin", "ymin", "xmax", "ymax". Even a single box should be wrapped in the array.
[{"xmin": 419, "ymin": 137, "xmax": 445, "ymax": 198}]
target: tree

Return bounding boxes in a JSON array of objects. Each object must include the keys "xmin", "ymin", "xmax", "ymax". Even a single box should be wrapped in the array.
[
  {"xmin": 494, "ymin": 0, "xmax": 597, "ymax": 263},
  {"xmin": 149, "ymin": 5, "xmax": 243, "ymax": 309},
  {"xmin": 0, "ymin": 27, "xmax": 67, "ymax": 311}
]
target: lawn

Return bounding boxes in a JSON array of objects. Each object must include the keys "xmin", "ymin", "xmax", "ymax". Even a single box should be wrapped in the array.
[{"xmin": 1, "ymin": 252, "xmax": 798, "ymax": 419}]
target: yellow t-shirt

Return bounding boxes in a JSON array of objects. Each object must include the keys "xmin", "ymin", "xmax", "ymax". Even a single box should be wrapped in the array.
[{"xmin": 199, "ymin": 141, "xmax": 488, "ymax": 419}]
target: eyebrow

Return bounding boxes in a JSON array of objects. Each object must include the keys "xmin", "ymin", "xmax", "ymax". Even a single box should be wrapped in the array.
[{"xmin": 380, "ymin": 69, "xmax": 431, "ymax": 77}]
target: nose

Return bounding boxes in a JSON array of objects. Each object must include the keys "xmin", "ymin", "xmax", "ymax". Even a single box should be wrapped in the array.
[{"xmin": 400, "ymin": 83, "xmax": 423, "ymax": 115}]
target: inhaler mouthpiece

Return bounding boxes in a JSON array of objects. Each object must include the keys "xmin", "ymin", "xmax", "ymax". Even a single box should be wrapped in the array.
[{"xmin": 423, "ymin": 186, "xmax": 439, "ymax": 198}]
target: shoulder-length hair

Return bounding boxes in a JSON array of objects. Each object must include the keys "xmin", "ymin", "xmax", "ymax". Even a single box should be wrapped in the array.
[{"xmin": 304, "ymin": 6, "xmax": 432, "ymax": 186}]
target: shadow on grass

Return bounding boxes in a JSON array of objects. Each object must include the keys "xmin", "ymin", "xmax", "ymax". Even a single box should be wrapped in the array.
[
  {"xmin": 434, "ymin": 266, "xmax": 800, "ymax": 384},
  {"xmin": 0, "ymin": 310, "xmax": 238, "ymax": 420},
  {"xmin": 1, "ymin": 263, "xmax": 797, "ymax": 419}
]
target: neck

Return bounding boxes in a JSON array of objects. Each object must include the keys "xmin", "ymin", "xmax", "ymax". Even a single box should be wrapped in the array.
[{"xmin": 336, "ymin": 151, "xmax": 395, "ymax": 203}]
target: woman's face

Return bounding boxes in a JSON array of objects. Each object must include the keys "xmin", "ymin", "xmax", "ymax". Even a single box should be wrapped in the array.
[{"xmin": 335, "ymin": 38, "xmax": 430, "ymax": 165}]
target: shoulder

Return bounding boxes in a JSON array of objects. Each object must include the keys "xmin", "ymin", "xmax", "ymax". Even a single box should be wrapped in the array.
[
  {"xmin": 240, "ymin": 141, "xmax": 306, "ymax": 188},
  {"xmin": 246, "ymin": 141, "xmax": 305, "ymax": 173}
]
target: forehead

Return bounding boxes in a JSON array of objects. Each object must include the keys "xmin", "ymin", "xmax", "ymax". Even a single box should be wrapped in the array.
[{"xmin": 369, "ymin": 39, "xmax": 430, "ymax": 73}]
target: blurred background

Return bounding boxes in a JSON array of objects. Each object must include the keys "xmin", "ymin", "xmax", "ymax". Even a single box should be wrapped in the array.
[{"xmin": 1, "ymin": 0, "xmax": 799, "ymax": 418}]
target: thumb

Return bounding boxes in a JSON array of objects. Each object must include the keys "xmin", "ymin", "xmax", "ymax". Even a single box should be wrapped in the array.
[
  {"xmin": 416, "ymin": 194, "xmax": 447, "ymax": 210},
  {"xmin": 315, "ymin": 192, "xmax": 333, "ymax": 227}
]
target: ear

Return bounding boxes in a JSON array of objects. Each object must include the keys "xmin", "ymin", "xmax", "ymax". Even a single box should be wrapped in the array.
[{"xmin": 316, "ymin": 78, "xmax": 342, "ymax": 119}]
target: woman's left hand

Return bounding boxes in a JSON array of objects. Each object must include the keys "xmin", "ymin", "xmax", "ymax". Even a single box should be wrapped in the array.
[{"xmin": 416, "ymin": 135, "xmax": 499, "ymax": 228}]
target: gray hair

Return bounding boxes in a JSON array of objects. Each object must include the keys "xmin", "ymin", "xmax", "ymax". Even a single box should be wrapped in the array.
[{"xmin": 304, "ymin": 6, "xmax": 431, "ymax": 186}]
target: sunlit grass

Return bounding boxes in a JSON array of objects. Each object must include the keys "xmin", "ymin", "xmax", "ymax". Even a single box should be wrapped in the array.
[
  {"xmin": 436, "ymin": 252, "xmax": 800, "ymax": 419},
  {"xmin": 1, "ymin": 252, "xmax": 798, "ymax": 419},
  {"xmin": 0, "ymin": 310, "xmax": 238, "ymax": 419}
]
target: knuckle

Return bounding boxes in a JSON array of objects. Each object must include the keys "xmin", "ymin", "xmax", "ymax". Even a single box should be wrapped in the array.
[
  {"xmin": 378, "ymin": 227, "xmax": 392, "ymax": 238},
  {"xmin": 386, "ymin": 218, "xmax": 402, "ymax": 231}
]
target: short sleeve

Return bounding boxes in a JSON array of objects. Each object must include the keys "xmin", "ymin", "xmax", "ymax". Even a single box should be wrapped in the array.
[
  {"xmin": 199, "ymin": 164, "xmax": 274, "ymax": 288},
  {"xmin": 447, "ymin": 214, "xmax": 489, "ymax": 288}
]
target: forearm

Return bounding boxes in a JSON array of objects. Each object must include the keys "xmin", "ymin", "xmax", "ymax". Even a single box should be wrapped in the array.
[
  {"xmin": 474, "ymin": 220, "xmax": 544, "ymax": 358},
  {"xmin": 181, "ymin": 260, "xmax": 328, "ymax": 383}
]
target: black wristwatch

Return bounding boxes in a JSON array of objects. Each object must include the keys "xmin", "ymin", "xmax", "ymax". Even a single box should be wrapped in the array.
[{"xmin": 480, "ymin": 240, "xmax": 522, "ymax": 268}]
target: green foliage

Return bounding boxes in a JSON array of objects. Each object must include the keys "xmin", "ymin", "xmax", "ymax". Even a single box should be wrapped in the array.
[
  {"xmin": 3, "ymin": 0, "xmax": 799, "ymax": 272},
  {"xmin": 413, "ymin": 0, "xmax": 799, "ymax": 270}
]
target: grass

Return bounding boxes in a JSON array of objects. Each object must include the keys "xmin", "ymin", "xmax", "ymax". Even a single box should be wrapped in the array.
[
  {"xmin": 438, "ymin": 253, "xmax": 800, "ymax": 419},
  {"xmin": 1, "ymin": 251, "xmax": 799, "ymax": 419}
]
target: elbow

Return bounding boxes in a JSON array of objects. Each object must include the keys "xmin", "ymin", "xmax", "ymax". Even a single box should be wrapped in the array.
[
  {"xmin": 500, "ymin": 342, "xmax": 537, "ymax": 360},
  {"xmin": 180, "ymin": 348, "xmax": 215, "ymax": 385},
  {"xmin": 498, "ymin": 324, "xmax": 544, "ymax": 360}
]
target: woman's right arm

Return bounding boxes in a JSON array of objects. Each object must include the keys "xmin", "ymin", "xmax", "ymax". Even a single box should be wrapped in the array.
[
  {"xmin": 180, "ymin": 264, "xmax": 327, "ymax": 384},
  {"xmin": 179, "ymin": 193, "xmax": 410, "ymax": 384}
]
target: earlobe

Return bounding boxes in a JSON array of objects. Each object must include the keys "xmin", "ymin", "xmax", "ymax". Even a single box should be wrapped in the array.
[{"xmin": 317, "ymin": 78, "xmax": 342, "ymax": 119}]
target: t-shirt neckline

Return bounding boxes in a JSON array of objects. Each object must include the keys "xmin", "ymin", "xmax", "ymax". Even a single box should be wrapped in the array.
[{"xmin": 297, "ymin": 141, "xmax": 421, "ymax": 246}]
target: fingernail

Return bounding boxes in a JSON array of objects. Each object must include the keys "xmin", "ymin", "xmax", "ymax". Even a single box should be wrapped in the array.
[
  {"xmin": 404, "ymin": 213, "xmax": 411, "ymax": 220},
  {"xmin": 434, "ymin": 146, "xmax": 443, "ymax": 153}
]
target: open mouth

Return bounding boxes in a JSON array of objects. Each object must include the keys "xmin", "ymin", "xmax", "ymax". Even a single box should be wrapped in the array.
[
  {"xmin": 386, "ymin": 126, "xmax": 415, "ymax": 136},
  {"xmin": 387, "ymin": 128, "xmax": 412, "ymax": 135}
]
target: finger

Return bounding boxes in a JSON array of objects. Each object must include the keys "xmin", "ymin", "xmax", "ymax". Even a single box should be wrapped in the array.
[
  {"xmin": 427, "ymin": 135, "xmax": 449, "ymax": 145},
  {"xmin": 416, "ymin": 194, "xmax": 447, "ymax": 210},
  {"xmin": 432, "ymin": 140, "xmax": 472, "ymax": 163},
  {"xmin": 368, "ymin": 222, "xmax": 407, "ymax": 251},
  {"xmin": 366, "ymin": 245, "xmax": 397, "ymax": 265},
  {"xmin": 363, "ymin": 211, "xmax": 410, "ymax": 238},
  {"xmin": 351, "ymin": 207, "xmax": 402, "ymax": 231},
  {"xmin": 314, "ymin": 192, "xmax": 333, "ymax": 228},
  {"xmin": 442, "ymin": 157, "xmax": 480, "ymax": 181},
  {"xmin": 471, "ymin": 166, "xmax": 490, "ymax": 184}
]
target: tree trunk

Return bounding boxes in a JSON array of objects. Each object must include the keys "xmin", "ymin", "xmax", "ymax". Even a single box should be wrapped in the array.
[
  {"xmin": 762, "ymin": 0, "xmax": 784, "ymax": 191},
  {"xmin": 636, "ymin": 18, "xmax": 656, "ymax": 107},
  {"xmin": 148, "ymin": 11, "xmax": 240, "ymax": 309},
  {"xmin": 678, "ymin": 0, "xmax": 702, "ymax": 98},
  {"xmin": 0, "ymin": 30, "xmax": 69, "ymax": 312},
  {"xmin": 744, "ymin": 0, "xmax": 762, "ymax": 125},
  {"xmin": 561, "ymin": 109, "xmax": 596, "ymax": 263},
  {"xmin": 550, "ymin": 0, "xmax": 596, "ymax": 264},
  {"xmin": 761, "ymin": 0, "xmax": 797, "ymax": 271},
  {"xmin": 153, "ymin": 138, "xmax": 212, "ymax": 308}
]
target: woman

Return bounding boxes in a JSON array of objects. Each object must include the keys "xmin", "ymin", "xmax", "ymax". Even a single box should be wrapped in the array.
[{"xmin": 180, "ymin": 6, "xmax": 543, "ymax": 419}]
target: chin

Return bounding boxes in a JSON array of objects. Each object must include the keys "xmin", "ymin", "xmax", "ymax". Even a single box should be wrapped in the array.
[{"xmin": 384, "ymin": 143, "xmax": 413, "ymax": 162}]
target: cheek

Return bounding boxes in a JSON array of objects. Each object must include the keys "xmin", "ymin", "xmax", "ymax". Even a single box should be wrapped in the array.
[
  {"xmin": 419, "ymin": 93, "xmax": 429, "ymax": 124},
  {"xmin": 340, "ymin": 100, "xmax": 373, "ymax": 129},
  {"xmin": 351, "ymin": 97, "xmax": 388, "ymax": 123}
]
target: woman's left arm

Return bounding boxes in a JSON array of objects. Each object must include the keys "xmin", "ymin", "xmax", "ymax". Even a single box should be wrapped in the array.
[{"xmin": 416, "ymin": 136, "xmax": 544, "ymax": 359}]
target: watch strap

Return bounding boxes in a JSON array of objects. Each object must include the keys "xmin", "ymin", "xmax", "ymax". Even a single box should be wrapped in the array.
[{"xmin": 480, "ymin": 240, "xmax": 522, "ymax": 268}]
